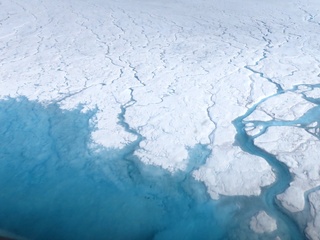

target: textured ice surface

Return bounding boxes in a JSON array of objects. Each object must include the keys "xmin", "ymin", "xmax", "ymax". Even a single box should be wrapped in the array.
[
  {"xmin": 253, "ymin": 92, "xmax": 315, "ymax": 121},
  {"xmin": 255, "ymin": 125, "xmax": 320, "ymax": 213},
  {"xmin": 0, "ymin": 98, "xmax": 291, "ymax": 240},
  {"xmin": 193, "ymin": 146, "xmax": 275, "ymax": 199},
  {"xmin": 250, "ymin": 211, "xmax": 277, "ymax": 234},
  {"xmin": 0, "ymin": 98, "xmax": 220, "ymax": 239},
  {"xmin": 1, "ymin": 0, "xmax": 320, "ymax": 238},
  {"xmin": 306, "ymin": 190, "xmax": 320, "ymax": 240}
]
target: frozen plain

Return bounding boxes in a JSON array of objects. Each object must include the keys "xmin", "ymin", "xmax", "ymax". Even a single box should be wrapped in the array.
[{"xmin": 1, "ymin": 0, "xmax": 320, "ymax": 239}]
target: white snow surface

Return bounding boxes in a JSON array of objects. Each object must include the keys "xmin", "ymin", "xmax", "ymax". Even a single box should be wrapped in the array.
[
  {"xmin": 250, "ymin": 211, "xmax": 277, "ymax": 234},
  {"xmin": 252, "ymin": 92, "xmax": 316, "ymax": 121},
  {"xmin": 306, "ymin": 190, "xmax": 320, "ymax": 240},
  {"xmin": 255, "ymin": 126, "xmax": 320, "ymax": 213},
  {"xmin": 193, "ymin": 145, "xmax": 275, "ymax": 199},
  {"xmin": 2, "ymin": 0, "xmax": 320, "ymax": 231}
]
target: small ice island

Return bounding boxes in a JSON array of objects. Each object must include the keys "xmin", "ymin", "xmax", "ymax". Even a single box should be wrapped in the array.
[{"xmin": 1, "ymin": 0, "xmax": 320, "ymax": 239}]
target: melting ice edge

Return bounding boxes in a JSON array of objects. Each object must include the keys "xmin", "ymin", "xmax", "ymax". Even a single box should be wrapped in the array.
[{"xmin": 0, "ymin": 97, "xmax": 307, "ymax": 240}]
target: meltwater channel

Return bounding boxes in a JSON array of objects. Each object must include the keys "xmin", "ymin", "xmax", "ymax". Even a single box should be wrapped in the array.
[{"xmin": 0, "ymin": 97, "xmax": 304, "ymax": 240}]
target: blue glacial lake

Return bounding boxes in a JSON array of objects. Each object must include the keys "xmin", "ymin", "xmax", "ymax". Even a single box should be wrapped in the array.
[{"xmin": 0, "ymin": 97, "xmax": 304, "ymax": 240}]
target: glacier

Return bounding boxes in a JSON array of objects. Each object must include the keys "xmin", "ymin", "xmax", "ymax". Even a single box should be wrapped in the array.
[
  {"xmin": 0, "ymin": 97, "xmax": 294, "ymax": 239},
  {"xmin": 1, "ymin": 0, "xmax": 320, "ymax": 239}
]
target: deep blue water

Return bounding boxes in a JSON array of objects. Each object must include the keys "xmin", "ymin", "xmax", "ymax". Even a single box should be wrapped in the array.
[{"xmin": 0, "ymin": 97, "xmax": 306, "ymax": 239}]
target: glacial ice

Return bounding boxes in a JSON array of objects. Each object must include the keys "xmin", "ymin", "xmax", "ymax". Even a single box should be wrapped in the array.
[
  {"xmin": 306, "ymin": 190, "xmax": 320, "ymax": 240},
  {"xmin": 250, "ymin": 211, "xmax": 277, "ymax": 234},
  {"xmin": 253, "ymin": 92, "xmax": 316, "ymax": 121},
  {"xmin": 255, "ymin": 126, "xmax": 320, "ymax": 212},
  {"xmin": 0, "ymin": 97, "xmax": 283, "ymax": 240},
  {"xmin": 1, "ymin": 0, "xmax": 320, "ymax": 238},
  {"xmin": 193, "ymin": 145, "xmax": 275, "ymax": 199}
]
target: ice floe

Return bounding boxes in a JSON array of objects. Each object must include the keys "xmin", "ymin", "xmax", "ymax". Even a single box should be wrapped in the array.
[{"xmin": 250, "ymin": 211, "xmax": 277, "ymax": 234}]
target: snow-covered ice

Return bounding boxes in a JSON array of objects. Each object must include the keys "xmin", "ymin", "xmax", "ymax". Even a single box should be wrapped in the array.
[
  {"xmin": 193, "ymin": 145, "xmax": 275, "ymax": 199},
  {"xmin": 306, "ymin": 190, "xmax": 320, "ymax": 240},
  {"xmin": 250, "ymin": 211, "xmax": 277, "ymax": 234},
  {"xmin": 1, "ymin": 0, "xmax": 320, "ymax": 238},
  {"xmin": 255, "ymin": 125, "xmax": 320, "ymax": 212}
]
